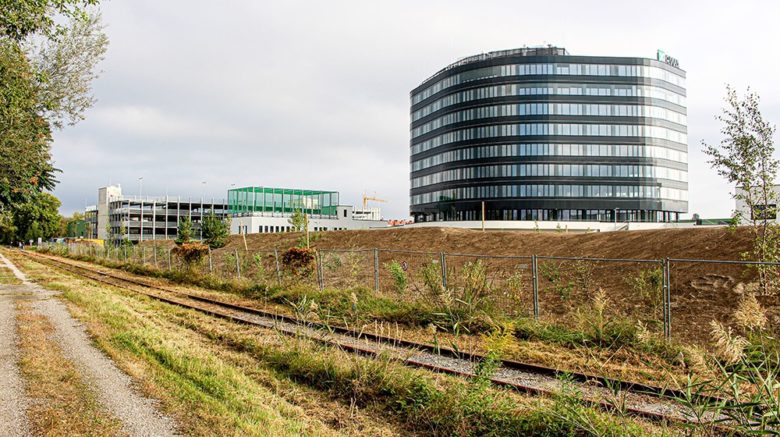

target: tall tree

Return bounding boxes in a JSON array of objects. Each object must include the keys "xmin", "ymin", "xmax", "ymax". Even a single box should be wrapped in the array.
[
  {"xmin": 703, "ymin": 86, "xmax": 780, "ymax": 293},
  {"xmin": 0, "ymin": 0, "xmax": 107, "ymax": 243}
]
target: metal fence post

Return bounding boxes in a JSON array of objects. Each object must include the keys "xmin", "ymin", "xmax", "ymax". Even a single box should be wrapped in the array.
[
  {"xmin": 663, "ymin": 258, "xmax": 671, "ymax": 340},
  {"xmin": 373, "ymin": 248, "xmax": 380, "ymax": 291},
  {"xmin": 141, "ymin": 246, "xmax": 146, "ymax": 266},
  {"xmin": 440, "ymin": 252, "xmax": 447, "ymax": 289},
  {"xmin": 235, "ymin": 248, "xmax": 241, "ymax": 279},
  {"xmin": 317, "ymin": 251, "xmax": 324, "ymax": 290},
  {"xmin": 208, "ymin": 248, "xmax": 213, "ymax": 273},
  {"xmin": 274, "ymin": 249, "xmax": 281, "ymax": 285},
  {"xmin": 532, "ymin": 255, "xmax": 539, "ymax": 321}
]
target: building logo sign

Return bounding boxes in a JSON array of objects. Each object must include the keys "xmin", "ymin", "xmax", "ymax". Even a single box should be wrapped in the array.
[{"xmin": 656, "ymin": 49, "xmax": 679, "ymax": 68}]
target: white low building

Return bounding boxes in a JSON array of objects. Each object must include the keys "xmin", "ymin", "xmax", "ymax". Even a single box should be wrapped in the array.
[
  {"xmin": 228, "ymin": 186, "xmax": 387, "ymax": 234},
  {"xmin": 735, "ymin": 184, "xmax": 780, "ymax": 224}
]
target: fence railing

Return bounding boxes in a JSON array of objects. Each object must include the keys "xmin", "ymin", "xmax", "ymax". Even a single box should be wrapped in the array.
[{"xmin": 35, "ymin": 242, "xmax": 780, "ymax": 346}]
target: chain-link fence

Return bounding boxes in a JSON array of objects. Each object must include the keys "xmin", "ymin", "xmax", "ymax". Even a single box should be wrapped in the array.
[{"xmin": 36, "ymin": 242, "xmax": 780, "ymax": 346}]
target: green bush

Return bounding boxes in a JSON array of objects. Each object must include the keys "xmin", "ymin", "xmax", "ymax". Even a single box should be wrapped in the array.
[
  {"xmin": 202, "ymin": 212, "xmax": 230, "ymax": 249},
  {"xmin": 386, "ymin": 260, "xmax": 407, "ymax": 294}
]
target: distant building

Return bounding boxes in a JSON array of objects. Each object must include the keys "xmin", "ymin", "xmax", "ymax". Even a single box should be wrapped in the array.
[
  {"xmin": 735, "ymin": 185, "xmax": 780, "ymax": 224},
  {"xmin": 85, "ymin": 185, "xmax": 388, "ymax": 243},
  {"xmin": 228, "ymin": 186, "xmax": 387, "ymax": 234},
  {"xmin": 86, "ymin": 185, "xmax": 229, "ymax": 243},
  {"xmin": 410, "ymin": 46, "xmax": 688, "ymax": 224},
  {"xmin": 65, "ymin": 220, "xmax": 89, "ymax": 238}
]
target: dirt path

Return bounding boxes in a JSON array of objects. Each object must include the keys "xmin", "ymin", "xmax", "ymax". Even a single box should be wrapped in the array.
[
  {"xmin": 0, "ymin": 253, "xmax": 30, "ymax": 437},
  {"xmin": 1, "ymin": 251, "xmax": 177, "ymax": 436}
]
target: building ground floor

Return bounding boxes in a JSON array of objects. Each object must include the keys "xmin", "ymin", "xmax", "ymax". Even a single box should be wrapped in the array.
[
  {"xmin": 414, "ymin": 208, "xmax": 680, "ymax": 223},
  {"xmin": 231, "ymin": 205, "xmax": 386, "ymax": 234},
  {"xmin": 406, "ymin": 219, "xmax": 697, "ymax": 233}
]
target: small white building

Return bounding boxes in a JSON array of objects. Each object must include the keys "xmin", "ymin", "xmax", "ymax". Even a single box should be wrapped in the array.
[
  {"xmin": 228, "ymin": 186, "xmax": 387, "ymax": 234},
  {"xmin": 735, "ymin": 184, "xmax": 780, "ymax": 224}
]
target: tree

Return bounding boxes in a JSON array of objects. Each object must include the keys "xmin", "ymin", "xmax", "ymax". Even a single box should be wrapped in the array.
[
  {"xmin": 202, "ymin": 212, "xmax": 230, "ymax": 249},
  {"xmin": 30, "ymin": 12, "xmax": 109, "ymax": 129},
  {"xmin": 703, "ymin": 86, "xmax": 780, "ymax": 294},
  {"xmin": 0, "ymin": 0, "xmax": 106, "ymax": 245},
  {"xmin": 5, "ymin": 192, "xmax": 63, "ymax": 243},
  {"xmin": 0, "ymin": 40, "xmax": 55, "ymax": 207},
  {"xmin": 176, "ymin": 217, "xmax": 193, "ymax": 244},
  {"xmin": 288, "ymin": 209, "xmax": 306, "ymax": 232},
  {"xmin": 0, "ymin": 0, "xmax": 99, "ymax": 41}
]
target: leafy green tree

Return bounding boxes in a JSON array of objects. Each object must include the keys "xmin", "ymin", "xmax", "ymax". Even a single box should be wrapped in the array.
[
  {"xmin": 0, "ymin": 210, "xmax": 17, "ymax": 243},
  {"xmin": 0, "ymin": 0, "xmax": 99, "ymax": 41},
  {"xmin": 0, "ymin": 0, "xmax": 107, "ymax": 245},
  {"xmin": 288, "ymin": 209, "xmax": 306, "ymax": 232},
  {"xmin": 176, "ymin": 217, "xmax": 193, "ymax": 244},
  {"xmin": 202, "ymin": 212, "xmax": 230, "ymax": 248},
  {"xmin": 703, "ymin": 86, "xmax": 780, "ymax": 293},
  {"xmin": 7, "ymin": 192, "xmax": 63, "ymax": 243},
  {"xmin": 0, "ymin": 40, "xmax": 55, "ymax": 207}
]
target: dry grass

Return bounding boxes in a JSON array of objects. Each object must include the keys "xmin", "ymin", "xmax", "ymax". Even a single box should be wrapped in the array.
[
  {"xmin": 15, "ymin": 300, "xmax": 126, "ymax": 436},
  {"xmin": 733, "ymin": 294, "xmax": 768, "ymax": 332},
  {"xmin": 15, "ymin": 254, "xmax": 404, "ymax": 436},
  {"xmin": 0, "ymin": 266, "xmax": 22, "ymax": 284}
]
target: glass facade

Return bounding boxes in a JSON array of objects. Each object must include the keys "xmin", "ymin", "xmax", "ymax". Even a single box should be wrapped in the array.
[
  {"xmin": 228, "ymin": 187, "xmax": 339, "ymax": 216},
  {"xmin": 409, "ymin": 47, "xmax": 688, "ymax": 223}
]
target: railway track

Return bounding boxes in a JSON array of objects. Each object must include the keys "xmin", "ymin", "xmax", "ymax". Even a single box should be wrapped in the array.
[{"xmin": 22, "ymin": 250, "xmax": 722, "ymax": 425}]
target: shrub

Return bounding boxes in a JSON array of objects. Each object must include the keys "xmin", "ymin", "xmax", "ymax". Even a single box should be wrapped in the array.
[
  {"xmin": 386, "ymin": 260, "xmax": 407, "ymax": 294},
  {"xmin": 538, "ymin": 261, "xmax": 574, "ymax": 301},
  {"xmin": 202, "ymin": 212, "xmax": 230, "ymax": 249},
  {"xmin": 171, "ymin": 241, "xmax": 208, "ymax": 267},
  {"xmin": 175, "ymin": 217, "xmax": 193, "ymax": 244},
  {"xmin": 420, "ymin": 260, "xmax": 444, "ymax": 297},
  {"xmin": 626, "ymin": 267, "xmax": 663, "ymax": 319},
  {"xmin": 281, "ymin": 247, "xmax": 315, "ymax": 278}
]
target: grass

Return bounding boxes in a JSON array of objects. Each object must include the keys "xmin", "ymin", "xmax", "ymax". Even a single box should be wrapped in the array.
[
  {"xmin": 30, "ymin": 249, "xmax": 705, "ymax": 387},
  {"xmin": 15, "ymin": 249, "xmax": 674, "ymax": 436},
  {"xmin": 16, "ymin": 300, "xmax": 127, "ymax": 436},
  {"xmin": 0, "ymin": 266, "xmax": 22, "ymax": 284},
  {"xmin": 11, "ymin": 254, "xmax": 365, "ymax": 436}
]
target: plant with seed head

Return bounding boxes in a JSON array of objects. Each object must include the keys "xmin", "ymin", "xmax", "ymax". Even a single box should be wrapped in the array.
[
  {"xmin": 733, "ymin": 294, "xmax": 768, "ymax": 332},
  {"xmin": 710, "ymin": 320, "xmax": 749, "ymax": 365}
]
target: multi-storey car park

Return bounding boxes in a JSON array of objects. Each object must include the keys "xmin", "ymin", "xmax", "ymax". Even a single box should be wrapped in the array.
[{"xmin": 409, "ymin": 46, "xmax": 688, "ymax": 224}]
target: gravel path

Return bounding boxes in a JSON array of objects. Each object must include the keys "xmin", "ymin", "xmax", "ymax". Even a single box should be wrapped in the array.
[
  {"xmin": 0, "ymin": 253, "xmax": 31, "ymax": 437},
  {"xmin": 3, "ymin": 251, "xmax": 178, "ymax": 437}
]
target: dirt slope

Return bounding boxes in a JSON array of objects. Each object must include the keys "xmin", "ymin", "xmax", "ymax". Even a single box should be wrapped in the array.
[{"xmin": 220, "ymin": 226, "xmax": 752, "ymax": 260}]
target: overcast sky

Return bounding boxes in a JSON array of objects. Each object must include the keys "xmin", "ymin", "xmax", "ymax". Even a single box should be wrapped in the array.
[{"xmin": 53, "ymin": 0, "xmax": 780, "ymax": 219}]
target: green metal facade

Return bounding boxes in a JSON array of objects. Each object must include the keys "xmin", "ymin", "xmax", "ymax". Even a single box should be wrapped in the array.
[
  {"xmin": 227, "ymin": 187, "xmax": 339, "ymax": 216},
  {"xmin": 66, "ymin": 220, "xmax": 88, "ymax": 238}
]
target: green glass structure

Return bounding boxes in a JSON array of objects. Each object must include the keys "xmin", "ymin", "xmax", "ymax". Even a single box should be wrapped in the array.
[{"xmin": 227, "ymin": 187, "xmax": 339, "ymax": 217}]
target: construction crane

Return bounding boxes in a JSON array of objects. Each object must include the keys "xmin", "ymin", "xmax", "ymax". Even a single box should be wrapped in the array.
[{"xmin": 362, "ymin": 194, "xmax": 387, "ymax": 210}]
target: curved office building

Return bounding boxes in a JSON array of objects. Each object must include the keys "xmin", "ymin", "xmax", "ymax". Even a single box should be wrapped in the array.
[{"xmin": 409, "ymin": 47, "xmax": 688, "ymax": 223}]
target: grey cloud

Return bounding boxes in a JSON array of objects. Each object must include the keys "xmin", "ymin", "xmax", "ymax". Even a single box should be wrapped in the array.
[{"xmin": 53, "ymin": 0, "xmax": 780, "ymax": 219}]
